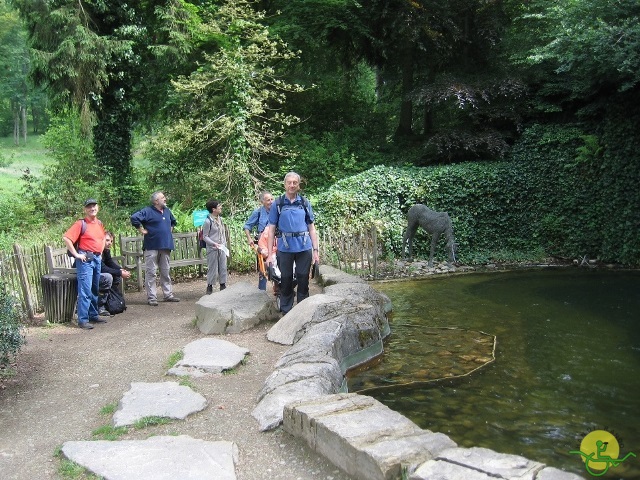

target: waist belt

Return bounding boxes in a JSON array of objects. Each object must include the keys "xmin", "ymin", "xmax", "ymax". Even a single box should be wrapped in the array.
[
  {"xmin": 278, "ymin": 231, "xmax": 309, "ymax": 238},
  {"xmin": 80, "ymin": 249, "xmax": 101, "ymax": 255}
]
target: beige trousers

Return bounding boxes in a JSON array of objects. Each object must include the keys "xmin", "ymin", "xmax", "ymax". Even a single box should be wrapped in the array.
[{"xmin": 144, "ymin": 249, "xmax": 173, "ymax": 301}]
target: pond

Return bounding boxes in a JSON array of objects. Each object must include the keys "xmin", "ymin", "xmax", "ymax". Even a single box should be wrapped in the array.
[{"xmin": 347, "ymin": 268, "xmax": 640, "ymax": 478}]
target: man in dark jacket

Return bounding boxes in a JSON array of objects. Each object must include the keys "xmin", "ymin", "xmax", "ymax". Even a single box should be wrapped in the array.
[
  {"xmin": 98, "ymin": 231, "xmax": 131, "ymax": 316},
  {"xmin": 130, "ymin": 191, "xmax": 180, "ymax": 306}
]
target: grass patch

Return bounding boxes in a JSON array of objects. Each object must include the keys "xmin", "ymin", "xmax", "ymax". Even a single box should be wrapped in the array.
[
  {"xmin": 0, "ymin": 365, "xmax": 17, "ymax": 378},
  {"xmin": 54, "ymin": 446, "xmax": 102, "ymax": 480},
  {"xmin": 222, "ymin": 368, "xmax": 238, "ymax": 375},
  {"xmin": 166, "ymin": 350, "xmax": 184, "ymax": 369},
  {"xmin": 91, "ymin": 424, "xmax": 128, "ymax": 441},
  {"xmin": 0, "ymin": 134, "xmax": 51, "ymax": 195},
  {"xmin": 99, "ymin": 402, "xmax": 118, "ymax": 416},
  {"xmin": 57, "ymin": 458, "xmax": 102, "ymax": 480},
  {"xmin": 133, "ymin": 416, "xmax": 173, "ymax": 429},
  {"xmin": 178, "ymin": 377, "xmax": 195, "ymax": 389}
]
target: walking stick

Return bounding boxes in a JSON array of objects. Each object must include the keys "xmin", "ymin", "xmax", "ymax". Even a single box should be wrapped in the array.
[{"xmin": 252, "ymin": 244, "xmax": 267, "ymax": 277}]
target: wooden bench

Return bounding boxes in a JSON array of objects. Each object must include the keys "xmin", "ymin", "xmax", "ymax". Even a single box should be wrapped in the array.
[
  {"xmin": 43, "ymin": 246, "xmax": 127, "ymax": 320},
  {"xmin": 44, "ymin": 246, "xmax": 76, "ymax": 274},
  {"xmin": 119, "ymin": 230, "xmax": 227, "ymax": 291},
  {"xmin": 46, "ymin": 230, "xmax": 228, "ymax": 292},
  {"xmin": 44, "ymin": 245, "xmax": 127, "ymax": 294}
]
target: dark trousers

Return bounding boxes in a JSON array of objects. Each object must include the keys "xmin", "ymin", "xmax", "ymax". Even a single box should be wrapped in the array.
[
  {"xmin": 98, "ymin": 273, "xmax": 121, "ymax": 308},
  {"xmin": 276, "ymin": 249, "xmax": 312, "ymax": 313}
]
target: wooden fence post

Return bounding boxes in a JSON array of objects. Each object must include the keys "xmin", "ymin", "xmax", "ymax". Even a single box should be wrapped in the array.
[
  {"xmin": 13, "ymin": 243, "xmax": 36, "ymax": 320},
  {"xmin": 371, "ymin": 225, "xmax": 378, "ymax": 280}
]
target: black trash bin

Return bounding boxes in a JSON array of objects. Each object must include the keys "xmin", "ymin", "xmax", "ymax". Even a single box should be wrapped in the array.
[{"xmin": 41, "ymin": 273, "xmax": 78, "ymax": 323}]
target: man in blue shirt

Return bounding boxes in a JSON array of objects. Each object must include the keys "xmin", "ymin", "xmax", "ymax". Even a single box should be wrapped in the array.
[
  {"xmin": 130, "ymin": 191, "xmax": 180, "ymax": 306},
  {"xmin": 266, "ymin": 173, "xmax": 320, "ymax": 313},
  {"xmin": 243, "ymin": 191, "xmax": 274, "ymax": 290}
]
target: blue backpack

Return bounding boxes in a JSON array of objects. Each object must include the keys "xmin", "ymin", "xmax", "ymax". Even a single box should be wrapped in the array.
[{"xmin": 273, "ymin": 194, "xmax": 311, "ymax": 234}]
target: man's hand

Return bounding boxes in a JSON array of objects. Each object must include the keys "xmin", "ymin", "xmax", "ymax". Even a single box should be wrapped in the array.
[{"xmin": 121, "ymin": 269, "xmax": 131, "ymax": 279}]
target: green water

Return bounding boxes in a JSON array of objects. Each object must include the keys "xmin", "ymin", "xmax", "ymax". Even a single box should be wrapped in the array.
[{"xmin": 349, "ymin": 268, "xmax": 640, "ymax": 478}]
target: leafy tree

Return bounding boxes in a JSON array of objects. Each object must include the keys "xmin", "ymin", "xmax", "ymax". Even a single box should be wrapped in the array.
[
  {"xmin": 21, "ymin": 109, "xmax": 99, "ymax": 219},
  {"xmin": 0, "ymin": 0, "xmax": 30, "ymax": 142},
  {"xmin": 11, "ymin": 0, "xmax": 204, "ymax": 204},
  {"xmin": 144, "ymin": 0, "xmax": 303, "ymax": 210},
  {"xmin": 508, "ymin": 0, "xmax": 640, "ymax": 117},
  {"xmin": 268, "ymin": 0, "xmax": 522, "ymax": 163}
]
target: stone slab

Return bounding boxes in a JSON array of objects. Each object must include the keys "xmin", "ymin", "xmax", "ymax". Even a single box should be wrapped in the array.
[
  {"xmin": 410, "ymin": 459, "xmax": 494, "ymax": 480},
  {"xmin": 251, "ymin": 376, "xmax": 334, "ymax": 432},
  {"xmin": 266, "ymin": 294, "xmax": 347, "ymax": 345},
  {"xmin": 284, "ymin": 393, "xmax": 457, "ymax": 480},
  {"xmin": 195, "ymin": 282, "xmax": 279, "ymax": 334},
  {"xmin": 318, "ymin": 264, "xmax": 366, "ymax": 287},
  {"xmin": 113, "ymin": 382, "xmax": 207, "ymax": 427},
  {"xmin": 62, "ymin": 435, "xmax": 237, "ymax": 480},
  {"xmin": 168, "ymin": 337, "xmax": 249, "ymax": 377},
  {"xmin": 437, "ymin": 447, "xmax": 545, "ymax": 480},
  {"xmin": 536, "ymin": 467, "xmax": 586, "ymax": 480}
]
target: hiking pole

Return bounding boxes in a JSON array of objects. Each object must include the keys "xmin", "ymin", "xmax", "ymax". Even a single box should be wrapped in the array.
[{"xmin": 252, "ymin": 244, "xmax": 267, "ymax": 278}]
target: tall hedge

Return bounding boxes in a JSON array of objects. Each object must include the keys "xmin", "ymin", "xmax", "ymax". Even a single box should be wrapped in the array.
[{"xmin": 314, "ymin": 121, "xmax": 640, "ymax": 266}]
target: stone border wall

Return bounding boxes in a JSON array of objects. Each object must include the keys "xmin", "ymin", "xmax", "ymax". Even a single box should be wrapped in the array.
[{"xmin": 252, "ymin": 265, "xmax": 585, "ymax": 480}]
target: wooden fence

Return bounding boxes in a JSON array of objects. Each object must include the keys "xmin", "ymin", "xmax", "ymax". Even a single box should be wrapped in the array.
[
  {"xmin": 0, "ymin": 244, "xmax": 49, "ymax": 320},
  {"xmin": 1, "ymin": 226, "xmax": 390, "ymax": 321},
  {"xmin": 320, "ymin": 225, "xmax": 384, "ymax": 279}
]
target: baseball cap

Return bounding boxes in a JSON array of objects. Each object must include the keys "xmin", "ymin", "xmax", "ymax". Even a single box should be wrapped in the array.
[{"xmin": 84, "ymin": 198, "xmax": 98, "ymax": 206}]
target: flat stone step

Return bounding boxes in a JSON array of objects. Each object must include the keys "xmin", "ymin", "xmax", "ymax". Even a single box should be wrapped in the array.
[
  {"xmin": 113, "ymin": 381, "xmax": 207, "ymax": 427},
  {"xmin": 61, "ymin": 435, "xmax": 237, "ymax": 480},
  {"xmin": 167, "ymin": 337, "xmax": 249, "ymax": 377}
]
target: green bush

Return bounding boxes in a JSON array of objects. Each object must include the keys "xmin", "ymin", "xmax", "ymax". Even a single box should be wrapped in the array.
[
  {"xmin": 0, "ymin": 282, "xmax": 26, "ymax": 367},
  {"xmin": 313, "ymin": 121, "xmax": 640, "ymax": 266}
]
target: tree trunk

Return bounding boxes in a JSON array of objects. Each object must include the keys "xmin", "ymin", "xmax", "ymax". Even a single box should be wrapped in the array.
[
  {"xmin": 395, "ymin": 45, "xmax": 415, "ymax": 137},
  {"xmin": 422, "ymin": 70, "xmax": 436, "ymax": 135},
  {"xmin": 21, "ymin": 104, "xmax": 27, "ymax": 144},
  {"xmin": 12, "ymin": 99, "xmax": 19, "ymax": 146},
  {"xmin": 93, "ymin": 94, "xmax": 134, "ymax": 205},
  {"xmin": 423, "ymin": 102, "xmax": 433, "ymax": 135}
]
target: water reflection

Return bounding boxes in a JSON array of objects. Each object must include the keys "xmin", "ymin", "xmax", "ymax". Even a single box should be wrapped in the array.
[{"xmin": 348, "ymin": 269, "xmax": 640, "ymax": 478}]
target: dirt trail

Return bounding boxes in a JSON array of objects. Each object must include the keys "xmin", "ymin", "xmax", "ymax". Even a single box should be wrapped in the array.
[{"xmin": 0, "ymin": 274, "xmax": 350, "ymax": 480}]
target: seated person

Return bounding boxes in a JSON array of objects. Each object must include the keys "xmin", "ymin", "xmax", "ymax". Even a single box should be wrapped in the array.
[{"xmin": 98, "ymin": 231, "xmax": 131, "ymax": 316}]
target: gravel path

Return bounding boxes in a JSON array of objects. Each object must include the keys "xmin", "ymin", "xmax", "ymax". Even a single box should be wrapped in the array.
[{"xmin": 0, "ymin": 274, "xmax": 352, "ymax": 480}]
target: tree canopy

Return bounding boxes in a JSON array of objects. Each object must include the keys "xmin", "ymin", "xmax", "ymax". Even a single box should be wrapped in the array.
[{"xmin": 4, "ymin": 0, "xmax": 639, "ymax": 217}]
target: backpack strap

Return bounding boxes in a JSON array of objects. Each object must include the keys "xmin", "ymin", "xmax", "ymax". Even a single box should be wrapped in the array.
[
  {"xmin": 275, "ymin": 194, "xmax": 311, "ymax": 226},
  {"xmin": 68, "ymin": 219, "xmax": 88, "ymax": 260},
  {"xmin": 74, "ymin": 219, "xmax": 87, "ymax": 247},
  {"xmin": 201, "ymin": 215, "xmax": 215, "ymax": 243}
]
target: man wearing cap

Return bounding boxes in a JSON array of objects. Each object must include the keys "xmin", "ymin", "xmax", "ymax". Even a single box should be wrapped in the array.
[
  {"xmin": 130, "ymin": 191, "xmax": 180, "ymax": 306},
  {"xmin": 63, "ymin": 199, "xmax": 107, "ymax": 330}
]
